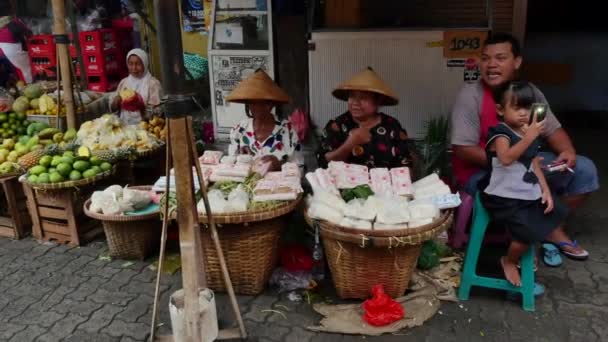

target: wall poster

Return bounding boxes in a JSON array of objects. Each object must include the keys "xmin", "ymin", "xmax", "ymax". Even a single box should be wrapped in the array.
[
  {"xmin": 211, "ymin": 55, "xmax": 271, "ymax": 132},
  {"xmin": 182, "ymin": 0, "xmax": 206, "ymax": 32}
]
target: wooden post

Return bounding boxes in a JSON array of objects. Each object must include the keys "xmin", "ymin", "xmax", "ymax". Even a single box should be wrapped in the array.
[
  {"xmin": 51, "ymin": 0, "xmax": 76, "ymax": 129},
  {"xmin": 170, "ymin": 117, "xmax": 206, "ymax": 342}
]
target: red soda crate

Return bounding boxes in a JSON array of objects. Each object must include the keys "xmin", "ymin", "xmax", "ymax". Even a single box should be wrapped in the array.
[
  {"xmin": 79, "ymin": 29, "xmax": 119, "ymax": 54},
  {"xmin": 83, "ymin": 51, "xmax": 123, "ymax": 74},
  {"xmin": 27, "ymin": 34, "xmax": 55, "ymax": 57},
  {"xmin": 87, "ymin": 73, "xmax": 121, "ymax": 92},
  {"xmin": 29, "ymin": 55, "xmax": 57, "ymax": 77},
  {"xmin": 113, "ymin": 28, "xmax": 133, "ymax": 54}
]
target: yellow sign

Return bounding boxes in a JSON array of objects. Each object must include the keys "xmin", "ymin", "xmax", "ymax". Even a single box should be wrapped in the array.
[
  {"xmin": 426, "ymin": 41, "xmax": 444, "ymax": 48},
  {"xmin": 443, "ymin": 30, "xmax": 488, "ymax": 59}
]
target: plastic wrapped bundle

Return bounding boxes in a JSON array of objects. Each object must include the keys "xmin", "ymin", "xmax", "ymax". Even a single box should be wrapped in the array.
[
  {"xmin": 122, "ymin": 187, "xmax": 152, "ymax": 210},
  {"xmin": 376, "ymin": 196, "xmax": 410, "ymax": 225},
  {"xmin": 413, "ymin": 173, "xmax": 440, "ymax": 190},
  {"xmin": 344, "ymin": 198, "xmax": 376, "ymax": 221},
  {"xmin": 339, "ymin": 217, "xmax": 372, "ymax": 230},
  {"xmin": 370, "ymin": 168, "xmax": 393, "ymax": 197},
  {"xmin": 314, "ymin": 168, "xmax": 340, "ymax": 196},
  {"xmin": 308, "ymin": 202, "xmax": 343, "ymax": 224},
  {"xmin": 408, "ymin": 199, "xmax": 440, "ymax": 220},
  {"xmin": 312, "ymin": 191, "xmax": 346, "ymax": 213},
  {"xmin": 200, "ymin": 150, "xmax": 223, "ymax": 165},
  {"xmin": 197, "ymin": 189, "xmax": 229, "ymax": 214},
  {"xmin": 227, "ymin": 185, "xmax": 249, "ymax": 212},
  {"xmin": 390, "ymin": 167, "xmax": 413, "ymax": 197}
]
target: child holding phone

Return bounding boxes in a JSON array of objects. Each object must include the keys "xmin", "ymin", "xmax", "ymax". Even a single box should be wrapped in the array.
[{"xmin": 481, "ymin": 81, "xmax": 586, "ymax": 286}]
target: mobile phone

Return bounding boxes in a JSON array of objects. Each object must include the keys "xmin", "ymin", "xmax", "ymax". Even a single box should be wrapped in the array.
[{"xmin": 529, "ymin": 103, "xmax": 548, "ymax": 124}]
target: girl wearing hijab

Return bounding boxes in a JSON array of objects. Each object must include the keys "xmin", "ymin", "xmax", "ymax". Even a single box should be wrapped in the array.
[{"xmin": 110, "ymin": 48, "xmax": 162, "ymax": 125}]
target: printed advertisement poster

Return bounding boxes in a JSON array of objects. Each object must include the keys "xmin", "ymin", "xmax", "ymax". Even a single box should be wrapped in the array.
[
  {"xmin": 182, "ymin": 0, "xmax": 206, "ymax": 32},
  {"xmin": 212, "ymin": 55, "xmax": 270, "ymax": 130}
]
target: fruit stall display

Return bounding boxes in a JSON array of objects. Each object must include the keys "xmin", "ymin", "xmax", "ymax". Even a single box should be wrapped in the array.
[
  {"xmin": 139, "ymin": 115, "xmax": 166, "ymax": 141},
  {"xmin": 22, "ymin": 146, "xmax": 116, "ymax": 246},
  {"xmin": 0, "ymin": 120, "xmax": 77, "ymax": 176},
  {"xmin": 78, "ymin": 114, "xmax": 166, "ymax": 185},
  {"xmin": 23, "ymin": 147, "xmax": 114, "ymax": 186},
  {"xmin": 77, "ymin": 114, "xmax": 164, "ymax": 154},
  {"xmin": 10, "ymin": 84, "xmax": 90, "ymax": 116}
]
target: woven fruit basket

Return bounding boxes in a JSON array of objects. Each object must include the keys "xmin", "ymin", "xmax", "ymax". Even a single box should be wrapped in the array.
[
  {"xmin": 195, "ymin": 196, "xmax": 302, "ymax": 295},
  {"xmin": 83, "ymin": 186, "xmax": 161, "ymax": 260},
  {"xmin": 304, "ymin": 209, "xmax": 454, "ymax": 299}
]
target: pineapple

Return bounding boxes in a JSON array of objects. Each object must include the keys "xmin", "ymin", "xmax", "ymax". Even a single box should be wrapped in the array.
[
  {"xmin": 18, "ymin": 149, "xmax": 47, "ymax": 170},
  {"xmin": 91, "ymin": 150, "xmax": 117, "ymax": 163}
]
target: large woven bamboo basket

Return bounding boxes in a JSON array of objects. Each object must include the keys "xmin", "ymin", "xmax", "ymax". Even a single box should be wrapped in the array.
[
  {"xmin": 200, "ymin": 197, "xmax": 302, "ymax": 295},
  {"xmin": 304, "ymin": 210, "xmax": 453, "ymax": 299},
  {"xmin": 83, "ymin": 186, "xmax": 161, "ymax": 260}
]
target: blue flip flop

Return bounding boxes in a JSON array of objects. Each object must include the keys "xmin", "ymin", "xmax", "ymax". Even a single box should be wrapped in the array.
[
  {"xmin": 542, "ymin": 243, "xmax": 563, "ymax": 267},
  {"xmin": 555, "ymin": 240, "xmax": 589, "ymax": 261},
  {"xmin": 506, "ymin": 282, "xmax": 545, "ymax": 300}
]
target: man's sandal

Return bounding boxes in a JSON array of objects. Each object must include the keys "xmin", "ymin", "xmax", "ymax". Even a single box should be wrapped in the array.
[{"xmin": 555, "ymin": 240, "xmax": 589, "ymax": 261}]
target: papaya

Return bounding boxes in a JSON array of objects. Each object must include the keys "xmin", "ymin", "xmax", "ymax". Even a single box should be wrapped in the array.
[{"xmin": 37, "ymin": 128, "xmax": 60, "ymax": 139}]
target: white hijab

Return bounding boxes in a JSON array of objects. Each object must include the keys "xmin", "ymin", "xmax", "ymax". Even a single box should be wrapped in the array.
[{"xmin": 123, "ymin": 48, "xmax": 152, "ymax": 101}]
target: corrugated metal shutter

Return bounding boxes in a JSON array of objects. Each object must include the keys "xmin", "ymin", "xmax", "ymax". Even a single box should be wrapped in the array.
[
  {"xmin": 308, "ymin": 31, "xmax": 464, "ymax": 140},
  {"xmin": 323, "ymin": 0, "xmax": 514, "ymax": 32},
  {"xmin": 494, "ymin": 0, "xmax": 514, "ymax": 32}
]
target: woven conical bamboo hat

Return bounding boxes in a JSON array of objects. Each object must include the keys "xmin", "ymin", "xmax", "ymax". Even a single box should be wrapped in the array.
[
  {"xmin": 332, "ymin": 67, "xmax": 399, "ymax": 106},
  {"xmin": 225, "ymin": 69, "xmax": 290, "ymax": 104}
]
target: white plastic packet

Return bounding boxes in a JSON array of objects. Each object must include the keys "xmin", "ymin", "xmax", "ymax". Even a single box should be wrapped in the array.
[
  {"xmin": 308, "ymin": 202, "xmax": 343, "ymax": 224},
  {"xmin": 344, "ymin": 198, "xmax": 376, "ymax": 221},
  {"xmin": 226, "ymin": 185, "xmax": 249, "ymax": 212},
  {"xmin": 122, "ymin": 187, "xmax": 152, "ymax": 210},
  {"xmin": 197, "ymin": 189, "xmax": 229, "ymax": 214},
  {"xmin": 376, "ymin": 196, "xmax": 410, "ymax": 225},
  {"xmin": 339, "ymin": 217, "xmax": 372, "ymax": 230},
  {"xmin": 312, "ymin": 191, "xmax": 346, "ymax": 213}
]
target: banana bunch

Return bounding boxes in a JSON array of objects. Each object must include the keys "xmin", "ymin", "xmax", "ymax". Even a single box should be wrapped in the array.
[{"xmin": 140, "ymin": 116, "xmax": 166, "ymax": 141}]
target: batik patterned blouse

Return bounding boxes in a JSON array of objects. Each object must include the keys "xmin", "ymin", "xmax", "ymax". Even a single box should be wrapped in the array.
[
  {"xmin": 228, "ymin": 118, "xmax": 302, "ymax": 163},
  {"xmin": 317, "ymin": 112, "xmax": 414, "ymax": 169}
]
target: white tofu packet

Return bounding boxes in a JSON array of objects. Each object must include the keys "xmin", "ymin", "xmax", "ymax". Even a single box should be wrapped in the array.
[
  {"xmin": 339, "ymin": 217, "xmax": 372, "ymax": 230},
  {"xmin": 408, "ymin": 199, "xmax": 440, "ymax": 220},
  {"xmin": 313, "ymin": 191, "xmax": 346, "ymax": 213},
  {"xmin": 344, "ymin": 198, "xmax": 376, "ymax": 221},
  {"xmin": 197, "ymin": 189, "xmax": 229, "ymax": 214},
  {"xmin": 308, "ymin": 202, "xmax": 343, "ymax": 225}
]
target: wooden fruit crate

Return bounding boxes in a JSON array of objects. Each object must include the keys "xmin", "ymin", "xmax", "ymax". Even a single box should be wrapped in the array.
[
  {"xmin": 0, "ymin": 176, "xmax": 32, "ymax": 239},
  {"xmin": 23, "ymin": 183, "xmax": 103, "ymax": 246}
]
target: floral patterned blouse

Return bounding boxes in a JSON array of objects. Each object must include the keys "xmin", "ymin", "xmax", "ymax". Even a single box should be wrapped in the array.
[
  {"xmin": 228, "ymin": 118, "xmax": 302, "ymax": 163},
  {"xmin": 316, "ymin": 112, "xmax": 414, "ymax": 169}
]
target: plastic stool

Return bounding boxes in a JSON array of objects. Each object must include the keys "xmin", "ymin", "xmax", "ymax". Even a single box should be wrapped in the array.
[
  {"xmin": 449, "ymin": 191, "xmax": 511, "ymax": 249},
  {"xmin": 457, "ymin": 193, "xmax": 536, "ymax": 311}
]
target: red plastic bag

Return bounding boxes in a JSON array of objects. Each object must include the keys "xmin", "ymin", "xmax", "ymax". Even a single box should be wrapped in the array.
[
  {"xmin": 121, "ymin": 92, "xmax": 145, "ymax": 112},
  {"xmin": 362, "ymin": 284, "xmax": 405, "ymax": 326},
  {"xmin": 280, "ymin": 244, "xmax": 314, "ymax": 272},
  {"xmin": 289, "ymin": 108, "xmax": 309, "ymax": 142}
]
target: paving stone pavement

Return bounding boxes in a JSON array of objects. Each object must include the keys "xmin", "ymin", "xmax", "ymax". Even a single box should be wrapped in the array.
[{"xmin": 0, "ymin": 127, "xmax": 606, "ymax": 342}]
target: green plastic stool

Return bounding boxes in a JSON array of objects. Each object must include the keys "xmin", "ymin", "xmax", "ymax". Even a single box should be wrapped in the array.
[{"xmin": 457, "ymin": 193, "xmax": 536, "ymax": 311}]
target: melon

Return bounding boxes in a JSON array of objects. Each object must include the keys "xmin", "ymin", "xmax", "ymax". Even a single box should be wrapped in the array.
[
  {"xmin": 12, "ymin": 98, "xmax": 29, "ymax": 113},
  {"xmin": 23, "ymin": 84, "xmax": 43, "ymax": 100},
  {"xmin": 30, "ymin": 98, "xmax": 40, "ymax": 109}
]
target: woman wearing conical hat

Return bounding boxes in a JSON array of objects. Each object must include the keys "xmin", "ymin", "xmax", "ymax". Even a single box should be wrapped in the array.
[
  {"xmin": 226, "ymin": 69, "xmax": 302, "ymax": 171},
  {"xmin": 317, "ymin": 67, "xmax": 415, "ymax": 169}
]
